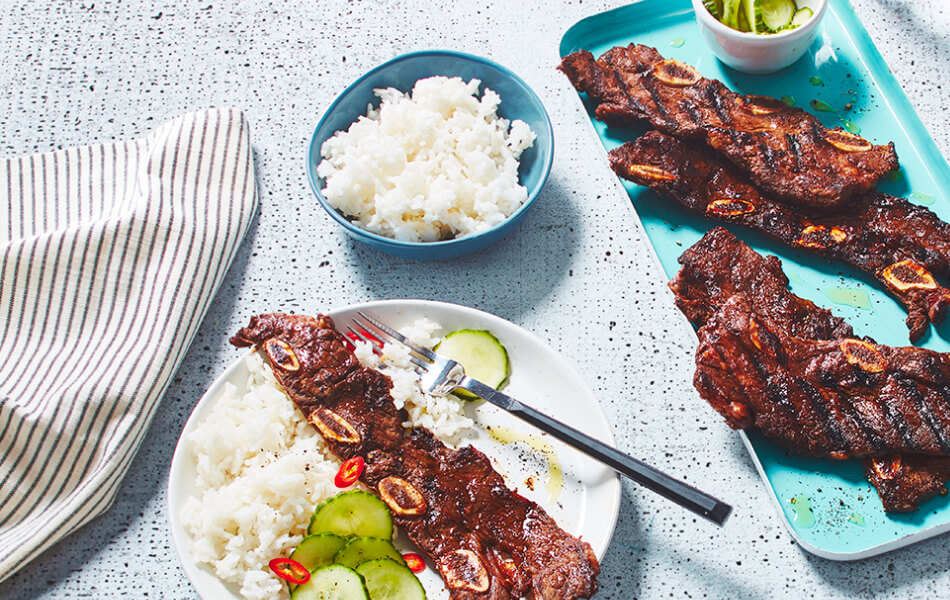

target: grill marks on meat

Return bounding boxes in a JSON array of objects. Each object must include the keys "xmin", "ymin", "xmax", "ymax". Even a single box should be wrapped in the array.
[
  {"xmin": 612, "ymin": 131, "xmax": 950, "ymax": 342},
  {"xmin": 696, "ymin": 295, "xmax": 950, "ymax": 458},
  {"xmin": 231, "ymin": 313, "xmax": 599, "ymax": 599},
  {"xmin": 841, "ymin": 192, "xmax": 950, "ymax": 279},
  {"xmin": 673, "ymin": 230, "xmax": 950, "ymax": 511},
  {"xmin": 670, "ymin": 227, "xmax": 855, "ymax": 341},
  {"xmin": 559, "ymin": 45, "xmax": 898, "ymax": 209}
]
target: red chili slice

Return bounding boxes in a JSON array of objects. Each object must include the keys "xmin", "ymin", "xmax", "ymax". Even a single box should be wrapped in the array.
[
  {"xmin": 345, "ymin": 330, "xmax": 384, "ymax": 348},
  {"xmin": 334, "ymin": 456, "xmax": 365, "ymax": 488},
  {"xmin": 403, "ymin": 552, "xmax": 426, "ymax": 573},
  {"xmin": 268, "ymin": 557, "xmax": 310, "ymax": 585}
]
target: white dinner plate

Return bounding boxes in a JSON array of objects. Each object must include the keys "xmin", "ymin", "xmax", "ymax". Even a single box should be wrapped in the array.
[{"xmin": 168, "ymin": 299, "xmax": 621, "ymax": 599}]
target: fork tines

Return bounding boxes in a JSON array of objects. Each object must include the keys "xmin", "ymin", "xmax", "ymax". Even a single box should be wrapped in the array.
[{"xmin": 347, "ymin": 313, "xmax": 432, "ymax": 372}]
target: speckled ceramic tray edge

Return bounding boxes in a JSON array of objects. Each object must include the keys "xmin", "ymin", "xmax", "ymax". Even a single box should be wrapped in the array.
[{"xmin": 559, "ymin": 0, "xmax": 950, "ymax": 560}]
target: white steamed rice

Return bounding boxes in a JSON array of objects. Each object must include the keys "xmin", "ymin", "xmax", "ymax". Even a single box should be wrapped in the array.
[
  {"xmin": 317, "ymin": 75, "xmax": 536, "ymax": 242},
  {"xmin": 182, "ymin": 318, "xmax": 473, "ymax": 600}
]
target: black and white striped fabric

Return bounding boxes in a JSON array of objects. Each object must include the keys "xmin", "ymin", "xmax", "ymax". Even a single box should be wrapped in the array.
[{"xmin": 0, "ymin": 108, "xmax": 258, "ymax": 582}]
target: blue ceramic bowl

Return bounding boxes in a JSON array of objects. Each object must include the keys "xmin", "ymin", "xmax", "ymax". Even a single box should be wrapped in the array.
[{"xmin": 306, "ymin": 50, "xmax": 554, "ymax": 260}]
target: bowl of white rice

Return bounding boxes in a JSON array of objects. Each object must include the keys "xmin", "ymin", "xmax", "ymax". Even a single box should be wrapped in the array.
[{"xmin": 306, "ymin": 50, "xmax": 554, "ymax": 260}]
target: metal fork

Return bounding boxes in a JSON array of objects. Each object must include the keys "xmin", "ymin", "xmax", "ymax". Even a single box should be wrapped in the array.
[{"xmin": 347, "ymin": 311, "xmax": 732, "ymax": 526}]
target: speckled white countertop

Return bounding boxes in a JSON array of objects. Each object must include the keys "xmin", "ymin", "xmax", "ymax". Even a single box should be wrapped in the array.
[{"xmin": 2, "ymin": 1, "xmax": 949, "ymax": 598}]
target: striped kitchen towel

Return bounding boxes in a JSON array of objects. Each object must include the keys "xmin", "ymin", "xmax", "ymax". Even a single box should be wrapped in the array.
[{"xmin": 0, "ymin": 108, "xmax": 258, "ymax": 582}]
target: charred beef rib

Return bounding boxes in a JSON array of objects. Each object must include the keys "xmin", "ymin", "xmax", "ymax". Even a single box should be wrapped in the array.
[
  {"xmin": 612, "ymin": 130, "xmax": 950, "ymax": 342},
  {"xmin": 670, "ymin": 227, "xmax": 856, "ymax": 342},
  {"xmin": 231, "ymin": 313, "xmax": 599, "ymax": 599},
  {"xmin": 559, "ymin": 44, "xmax": 898, "ymax": 210},
  {"xmin": 696, "ymin": 294, "xmax": 950, "ymax": 458},
  {"xmin": 672, "ymin": 229, "xmax": 950, "ymax": 511}
]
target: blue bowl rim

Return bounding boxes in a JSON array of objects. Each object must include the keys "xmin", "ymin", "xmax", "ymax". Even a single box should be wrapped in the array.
[{"xmin": 305, "ymin": 49, "xmax": 555, "ymax": 251}]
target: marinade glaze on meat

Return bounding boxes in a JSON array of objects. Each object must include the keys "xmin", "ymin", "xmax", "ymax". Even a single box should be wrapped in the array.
[
  {"xmin": 696, "ymin": 295, "xmax": 950, "ymax": 458},
  {"xmin": 231, "ymin": 313, "xmax": 599, "ymax": 599},
  {"xmin": 559, "ymin": 44, "xmax": 898, "ymax": 210},
  {"xmin": 672, "ymin": 230, "xmax": 950, "ymax": 512},
  {"xmin": 612, "ymin": 131, "xmax": 950, "ymax": 342}
]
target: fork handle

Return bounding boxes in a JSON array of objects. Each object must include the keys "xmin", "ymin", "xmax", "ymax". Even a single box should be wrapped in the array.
[{"xmin": 459, "ymin": 377, "xmax": 732, "ymax": 526}]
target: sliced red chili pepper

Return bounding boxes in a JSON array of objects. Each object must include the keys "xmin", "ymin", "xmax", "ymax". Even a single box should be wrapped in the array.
[
  {"xmin": 345, "ymin": 330, "xmax": 384, "ymax": 348},
  {"xmin": 334, "ymin": 456, "xmax": 365, "ymax": 488},
  {"xmin": 402, "ymin": 552, "xmax": 426, "ymax": 573},
  {"xmin": 269, "ymin": 557, "xmax": 310, "ymax": 585}
]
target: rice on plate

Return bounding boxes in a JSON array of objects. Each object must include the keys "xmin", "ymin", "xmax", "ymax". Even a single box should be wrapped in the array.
[
  {"xmin": 181, "ymin": 318, "xmax": 473, "ymax": 600},
  {"xmin": 317, "ymin": 76, "xmax": 536, "ymax": 242}
]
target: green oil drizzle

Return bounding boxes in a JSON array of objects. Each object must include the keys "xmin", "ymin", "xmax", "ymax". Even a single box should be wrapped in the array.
[
  {"xmin": 841, "ymin": 119, "xmax": 862, "ymax": 134},
  {"xmin": 848, "ymin": 513, "xmax": 866, "ymax": 527},
  {"xmin": 810, "ymin": 99, "xmax": 837, "ymax": 113},
  {"xmin": 781, "ymin": 95, "xmax": 796, "ymax": 107},
  {"xmin": 809, "ymin": 76, "xmax": 823, "ymax": 86},
  {"xmin": 789, "ymin": 495, "xmax": 816, "ymax": 528},
  {"xmin": 670, "ymin": 36, "xmax": 686, "ymax": 48},
  {"xmin": 489, "ymin": 425, "xmax": 563, "ymax": 504},
  {"xmin": 885, "ymin": 169, "xmax": 904, "ymax": 183},
  {"xmin": 822, "ymin": 287, "xmax": 872, "ymax": 310},
  {"xmin": 910, "ymin": 191, "xmax": 936, "ymax": 206},
  {"xmin": 785, "ymin": 268, "xmax": 805, "ymax": 285}
]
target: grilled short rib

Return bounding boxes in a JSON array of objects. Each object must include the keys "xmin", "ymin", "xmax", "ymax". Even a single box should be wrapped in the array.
[
  {"xmin": 669, "ymin": 227, "xmax": 856, "ymax": 342},
  {"xmin": 559, "ymin": 45, "xmax": 898, "ymax": 210},
  {"xmin": 231, "ymin": 313, "xmax": 599, "ymax": 599},
  {"xmin": 612, "ymin": 131, "xmax": 950, "ymax": 342},
  {"xmin": 696, "ymin": 294, "xmax": 950, "ymax": 458},
  {"xmin": 672, "ymin": 230, "xmax": 950, "ymax": 511},
  {"xmin": 864, "ymin": 453, "xmax": 950, "ymax": 513}
]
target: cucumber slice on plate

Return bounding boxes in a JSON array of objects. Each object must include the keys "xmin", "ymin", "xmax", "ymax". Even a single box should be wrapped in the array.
[
  {"xmin": 757, "ymin": 0, "xmax": 796, "ymax": 31},
  {"xmin": 291, "ymin": 564, "xmax": 369, "ymax": 600},
  {"xmin": 434, "ymin": 329, "xmax": 509, "ymax": 400},
  {"xmin": 308, "ymin": 490, "xmax": 394, "ymax": 540},
  {"xmin": 356, "ymin": 559, "xmax": 426, "ymax": 600},
  {"xmin": 291, "ymin": 533, "xmax": 348, "ymax": 571},
  {"xmin": 790, "ymin": 6, "xmax": 813, "ymax": 27},
  {"xmin": 333, "ymin": 537, "xmax": 405, "ymax": 569}
]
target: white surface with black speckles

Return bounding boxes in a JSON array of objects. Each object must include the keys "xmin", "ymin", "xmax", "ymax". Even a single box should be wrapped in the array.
[{"xmin": 1, "ymin": 1, "xmax": 948, "ymax": 598}]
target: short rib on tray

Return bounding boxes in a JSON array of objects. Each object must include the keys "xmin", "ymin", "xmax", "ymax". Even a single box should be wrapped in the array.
[
  {"xmin": 231, "ymin": 313, "xmax": 599, "ymax": 599},
  {"xmin": 696, "ymin": 294, "xmax": 950, "ymax": 459},
  {"xmin": 672, "ymin": 229, "xmax": 950, "ymax": 512},
  {"xmin": 611, "ymin": 130, "xmax": 950, "ymax": 342},
  {"xmin": 559, "ymin": 44, "xmax": 898, "ymax": 210}
]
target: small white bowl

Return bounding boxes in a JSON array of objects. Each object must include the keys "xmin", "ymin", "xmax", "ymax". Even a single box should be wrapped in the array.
[{"xmin": 692, "ymin": 0, "xmax": 828, "ymax": 74}]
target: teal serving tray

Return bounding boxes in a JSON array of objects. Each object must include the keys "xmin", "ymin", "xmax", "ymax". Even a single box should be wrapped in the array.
[{"xmin": 561, "ymin": 0, "xmax": 950, "ymax": 559}]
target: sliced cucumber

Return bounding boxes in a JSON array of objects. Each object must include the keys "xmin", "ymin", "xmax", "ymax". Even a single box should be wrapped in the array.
[
  {"xmin": 291, "ymin": 564, "xmax": 369, "ymax": 600},
  {"xmin": 308, "ymin": 490, "xmax": 394, "ymax": 540},
  {"xmin": 356, "ymin": 559, "xmax": 426, "ymax": 600},
  {"xmin": 757, "ymin": 0, "xmax": 796, "ymax": 31},
  {"xmin": 737, "ymin": 0, "xmax": 752, "ymax": 32},
  {"xmin": 720, "ymin": 0, "xmax": 742, "ymax": 30},
  {"xmin": 736, "ymin": 0, "xmax": 751, "ymax": 33},
  {"xmin": 332, "ymin": 537, "xmax": 405, "ymax": 569},
  {"xmin": 291, "ymin": 533, "xmax": 348, "ymax": 572},
  {"xmin": 790, "ymin": 6, "xmax": 813, "ymax": 27},
  {"xmin": 434, "ymin": 329, "xmax": 509, "ymax": 400},
  {"xmin": 703, "ymin": 0, "xmax": 723, "ymax": 19}
]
